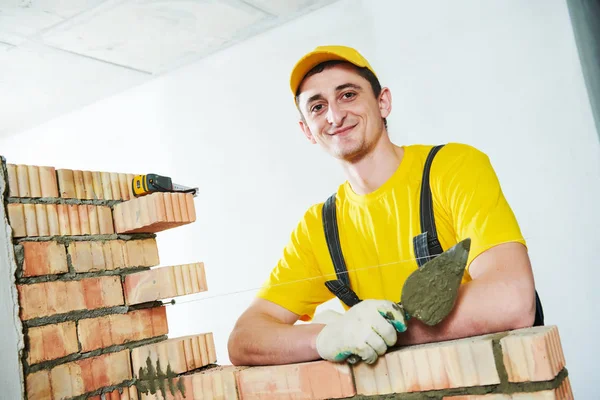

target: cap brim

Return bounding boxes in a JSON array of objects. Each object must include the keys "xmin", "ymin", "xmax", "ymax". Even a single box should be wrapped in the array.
[{"xmin": 290, "ymin": 50, "xmax": 366, "ymax": 96}]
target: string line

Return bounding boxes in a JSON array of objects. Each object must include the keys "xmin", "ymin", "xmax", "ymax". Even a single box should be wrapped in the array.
[{"xmin": 165, "ymin": 237, "xmax": 528, "ymax": 307}]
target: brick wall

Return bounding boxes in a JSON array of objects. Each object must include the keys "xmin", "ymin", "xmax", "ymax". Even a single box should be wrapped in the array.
[{"xmin": 1, "ymin": 158, "xmax": 573, "ymax": 400}]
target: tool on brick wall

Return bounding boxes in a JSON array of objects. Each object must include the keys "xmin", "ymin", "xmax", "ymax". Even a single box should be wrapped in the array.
[
  {"xmin": 346, "ymin": 238, "xmax": 471, "ymax": 364},
  {"xmin": 131, "ymin": 174, "xmax": 198, "ymax": 197}
]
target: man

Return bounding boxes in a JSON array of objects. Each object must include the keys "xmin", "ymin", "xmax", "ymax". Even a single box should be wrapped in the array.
[{"xmin": 227, "ymin": 45, "xmax": 540, "ymax": 366}]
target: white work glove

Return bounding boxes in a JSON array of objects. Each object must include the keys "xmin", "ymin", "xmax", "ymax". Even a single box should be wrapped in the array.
[{"xmin": 313, "ymin": 299, "xmax": 407, "ymax": 364}]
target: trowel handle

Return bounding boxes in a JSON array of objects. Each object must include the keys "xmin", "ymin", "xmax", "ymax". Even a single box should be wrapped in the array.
[{"xmin": 345, "ymin": 304, "xmax": 407, "ymax": 365}]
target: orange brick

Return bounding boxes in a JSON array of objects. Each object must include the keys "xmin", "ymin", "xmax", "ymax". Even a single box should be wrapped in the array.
[
  {"xmin": 6, "ymin": 163, "xmax": 19, "ymax": 197},
  {"xmin": 22, "ymin": 241, "xmax": 68, "ymax": 277},
  {"xmin": 38, "ymin": 166, "xmax": 59, "ymax": 198},
  {"xmin": 13, "ymin": 204, "xmax": 115, "ymax": 237},
  {"xmin": 78, "ymin": 307, "xmax": 168, "ymax": 352},
  {"xmin": 113, "ymin": 192, "xmax": 196, "ymax": 234},
  {"xmin": 24, "ymin": 203, "xmax": 38, "ymax": 236},
  {"xmin": 131, "ymin": 333, "xmax": 216, "ymax": 377},
  {"xmin": 123, "ymin": 262, "xmax": 207, "ymax": 305},
  {"xmin": 237, "ymin": 360, "xmax": 355, "ymax": 400},
  {"xmin": 18, "ymin": 276, "xmax": 124, "ymax": 320},
  {"xmin": 46, "ymin": 204, "xmax": 60, "ymax": 235},
  {"xmin": 73, "ymin": 170, "xmax": 87, "ymax": 199},
  {"xmin": 139, "ymin": 365, "xmax": 246, "ymax": 400},
  {"xmin": 16, "ymin": 164, "xmax": 30, "ymax": 197},
  {"xmin": 97, "ymin": 205, "xmax": 115, "ymax": 234},
  {"xmin": 26, "ymin": 370, "xmax": 52, "ymax": 399},
  {"xmin": 83, "ymin": 170, "xmax": 95, "ymax": 199},
  {"xmin": 500, "ymin": 325, "xmax": 566, "ymax": 383},
  {"xmin": 35, "ymin": 203, "xmax": 49, "ymax": 236},
  {"xmin": 118, "ymin": 173, "xmax": 131, "ymax": 200},
  {"xmin": 353, "ymin": 333, "xmax": 500, "ymax": 395},
  {"xmin": 27, "ymin": 321, "xmax": 78, "ymax": 365},
  {"xmin": 27, "ymin": 350, "xmax": 132, "ymax": 399},
  {"xmin": 57, "ymin": 169, "xmax": 77, "ymax": 198},
  {"xmin": 27, "ymin": 165, "xmax": 42, "ymax": 197},
  {"xmin": 7, "ymin": 203, "xmax": 26, "ymax": 237},
  {"xmin": 68, "ymin": 238, "xmax": 158, "ymax": 272}
]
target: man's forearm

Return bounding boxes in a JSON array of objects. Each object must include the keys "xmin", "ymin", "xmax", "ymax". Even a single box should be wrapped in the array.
[
  {"xmin": 397, "ymin": 272, "xmax": 535, "ymax": 346},
  {"xmin": 228, "ymin": 313, "xmax": 324, "ymax": 366}
]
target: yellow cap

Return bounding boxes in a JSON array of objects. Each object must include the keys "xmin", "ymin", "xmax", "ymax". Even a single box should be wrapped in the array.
[{"xmin": 289, "ymin": 45, "xmax": 377, "ymax": 96}]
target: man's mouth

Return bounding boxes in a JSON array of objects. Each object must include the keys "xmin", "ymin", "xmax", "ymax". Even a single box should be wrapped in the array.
[{"xmin": 328, "ymin": 124, "xmax": 356, "ymax": 136}]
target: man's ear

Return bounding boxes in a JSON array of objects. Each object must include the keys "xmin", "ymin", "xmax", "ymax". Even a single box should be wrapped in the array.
[
  {"xmin": 378, "ymin": 87, "xmax": 392, "ymax": 119},
  {"xmin": 299, "ymin": 119, "xmax": 317, "ymax": 144}
]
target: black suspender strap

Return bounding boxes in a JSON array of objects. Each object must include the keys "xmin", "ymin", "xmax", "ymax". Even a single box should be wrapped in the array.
[
  {"xmin": 413, "ymin": 144, "xmax": 446, "ymax": 268},
  {"xmin": 322, "ymin": 193, "xmax": 362, "ymax": 308}
]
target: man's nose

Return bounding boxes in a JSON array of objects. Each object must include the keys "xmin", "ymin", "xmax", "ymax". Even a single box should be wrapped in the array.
[{"xmin": 327, "ymin": 103, "xmax": 346, "ymax": 126}]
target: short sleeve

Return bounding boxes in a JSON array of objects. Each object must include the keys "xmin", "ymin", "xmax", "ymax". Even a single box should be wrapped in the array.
[
  {"xmin": 434, "ymin": 143, "xmax": 527, "ymax": 271},
  {"xmin": 255, "ymin": 205, "xmax": 334, "ymax": 321}
]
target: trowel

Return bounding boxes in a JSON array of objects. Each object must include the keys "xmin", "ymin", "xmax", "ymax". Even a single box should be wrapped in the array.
[{"xmin": 347, "ymin": 237, "xmax": 471, "ymax": 364}]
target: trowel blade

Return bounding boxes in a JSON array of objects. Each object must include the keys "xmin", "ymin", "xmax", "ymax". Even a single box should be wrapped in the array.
[{"xmin": 400, "ymin": 238, "xmax": 471, "ymax": 326}]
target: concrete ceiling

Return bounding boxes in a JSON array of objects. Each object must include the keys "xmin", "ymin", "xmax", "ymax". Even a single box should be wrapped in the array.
[{"xmin": 0, "ymin": 0, "xmax": 339, "ymax": 137}]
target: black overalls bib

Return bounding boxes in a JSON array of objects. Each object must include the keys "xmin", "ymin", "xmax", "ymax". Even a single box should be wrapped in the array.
[{"xmin": 320, "ymin": 144, "xmax": 544, "ymax": 326}]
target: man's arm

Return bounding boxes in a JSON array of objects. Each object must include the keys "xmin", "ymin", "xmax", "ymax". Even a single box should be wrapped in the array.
[
  {"xmin": 227, "ymin": 298, "xmax": 324, "ymax": 366},
  {"xmin": 396, "ymin": 241, "xmax": 536, "ymax": 346}
]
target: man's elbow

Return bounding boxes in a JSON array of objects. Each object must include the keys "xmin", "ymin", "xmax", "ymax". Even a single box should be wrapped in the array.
[
  {"xmin": 227, "ymin": 327, "xmax": 247, "ymax": 366},
  {"xmin": 505, "ymin": 283, "xmax": 536, "ymax": 330}
]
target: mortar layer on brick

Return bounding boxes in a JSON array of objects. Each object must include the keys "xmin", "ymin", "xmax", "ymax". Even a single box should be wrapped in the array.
[{"xmin": 131, "ymin": 333, "xmax": 217, "ymax": 378}]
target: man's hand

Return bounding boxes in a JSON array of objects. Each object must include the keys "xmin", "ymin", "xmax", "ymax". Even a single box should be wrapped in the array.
[{"xmin": 314, "ymin": 299, "xmax": 407, "ymax": 364}]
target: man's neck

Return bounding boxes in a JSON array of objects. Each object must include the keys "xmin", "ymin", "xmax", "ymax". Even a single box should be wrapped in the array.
[{"xmin": 341, "ymin": 135, "xmax": 404, "ymax": 195}]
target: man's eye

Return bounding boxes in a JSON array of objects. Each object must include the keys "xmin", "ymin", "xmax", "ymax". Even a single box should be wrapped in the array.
[
  {"xmin": 311, "ymin": 104, "xmax": 323, "ymax": 112},
  {"xmin": 343, "ymin": 92, "xmax": 355, "ymax": 99}
]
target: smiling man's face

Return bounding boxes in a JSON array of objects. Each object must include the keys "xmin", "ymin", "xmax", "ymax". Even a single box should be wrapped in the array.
[{"xmin": 296, "ymin": 62, "xmax": 391, "ymax": 163}]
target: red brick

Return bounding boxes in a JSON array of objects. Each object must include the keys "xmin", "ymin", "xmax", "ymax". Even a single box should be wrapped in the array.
[
  {"xmin": 353, "ymin": 332, "xmax": 500, "ymax": 395},
  {"xmin": 123, "ymin": 262, "xmax": 207, "ymax": 305},
  {"xmin": 139, "ymin": 365, "xmax": 247, "ymax": 400},
  {"xmin": 18, "ymin": 276, "xmax": 124, "ymax": 320},
  {"xmin": 26, "ymin": 350, "xmax": 132, "ymax": 399},
  {"xmin": 57, "ymin": 169, "xmax": 77, "ymax": 198},
  {"xmin": 113, "ymin": 192, "xmax": 196, "ymax": 234},
  {"xmin": 72, "ymin": 170, "xmax": 86, "ymax": 199},
  {"xmin": 78, "ymin": 307, "xmax": 168, "ymax": 352},
  {"xmin": 22, "ymin": 241, "xmax": 68, "ymax": 277},
  {"xmin": 237, "ymin": 360, "xmax": 355, "ymax": 400},
  {"xmin": 500, "ymin": 325, "xmax": 566, "ymax": 383},
  {"xmin": 131, "ymin": 333, "xmax": 216, "ymax": 377},
  {"xmin": 27, "ymin": 321, "xmax": 78, "ymax": 365}
]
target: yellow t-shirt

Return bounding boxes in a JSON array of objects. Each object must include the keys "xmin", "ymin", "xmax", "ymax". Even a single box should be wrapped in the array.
[{"xmin": 256, "ymin": 143, "xmax": 526, "ymax": 321}]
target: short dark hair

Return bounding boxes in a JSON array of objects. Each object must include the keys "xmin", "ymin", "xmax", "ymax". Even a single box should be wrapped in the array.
[{"xmin": 294, "ymin": 60, "xmax": 387, "ymax": 128}]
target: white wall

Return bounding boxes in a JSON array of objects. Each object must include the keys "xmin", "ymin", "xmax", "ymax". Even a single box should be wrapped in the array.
[{"xmin": 1, "ymin": 0, "xmax": 598, "ymax": 397}]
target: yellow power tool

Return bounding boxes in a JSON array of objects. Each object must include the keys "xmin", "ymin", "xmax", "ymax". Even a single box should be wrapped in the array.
[{"xmin": 131, "ymin": 174, "xmax": 198, "ymax": 197}]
